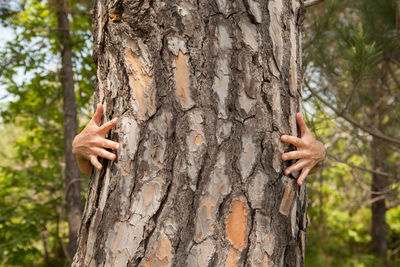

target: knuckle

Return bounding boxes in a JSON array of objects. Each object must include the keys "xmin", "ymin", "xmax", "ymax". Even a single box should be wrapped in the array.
[
  {"xmin": 87, "ymin": 139, "xmax": 95, "ymax": 146},
  {"xmin": 100, "ymin": 150, "xmax": 108, "ymax": 157},
  {"xmin": 102, "ymin": 140, "xmax": 108, "ymax": 147},
  {"xmin": 87, "ymin": 139, "xmax": 96, "ymax": 147}
]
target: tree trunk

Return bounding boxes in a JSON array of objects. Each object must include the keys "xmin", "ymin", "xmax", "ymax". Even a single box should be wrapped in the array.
[
  {"xmin": 371, "ymin": 136, "xmax": 387, "ymax": 261},
  {"xmin": 56, "ymin": 0, "xmax": 82, "ymax": 257},
  {"xmin": 369, "ymin": 91, "xmax": 389, "ymax": 262},
  {"xmin": 73, "ymin": 0, "xmax": 306, "ymax": 266}
]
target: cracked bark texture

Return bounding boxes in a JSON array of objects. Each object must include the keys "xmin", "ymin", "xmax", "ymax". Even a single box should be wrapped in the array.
[{"xmin": 73, "ymin": 0, "xmax": 307, "ymax": 266}]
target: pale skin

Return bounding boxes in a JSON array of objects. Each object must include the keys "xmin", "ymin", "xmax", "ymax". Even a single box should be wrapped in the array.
[
  {"xmin": 281, "ymin": 112, "xmax": 326, "ymax": 186},
  {"xmin": 73, "ymin": 106, "xmax": 325, "ymax": 185},
  {"xmin": 72, "ymin": 104, "xmax": 119, "ymax": 175}
]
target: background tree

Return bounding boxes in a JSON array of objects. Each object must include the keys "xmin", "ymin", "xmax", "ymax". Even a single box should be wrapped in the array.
[
  {"xmin": 54, "ymin": 0, "xmax": 83, "ymax": 256},
  {"xmin": 73, "ymin": 0, "xmax": 307, "ymax": 266}
]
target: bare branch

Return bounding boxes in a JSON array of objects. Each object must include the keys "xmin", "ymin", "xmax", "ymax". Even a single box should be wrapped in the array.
[
  {"xmin": 389, "ymin": 245, "xmax": 400, "ymax": 257},
  {"xmin": 68, "ymin": 9, "xmax": 92, "ymax": 16},
  {"xmin": 363, "ymin": 195, "xmax": 386, "ymax": 206},
  {"xmin": 327, "ymin": 153, "xmax": 397, "ymax": 179},
  {"xmin": 390, "ymin": 57, "xmax": 400, "ymax": 68},
  {"xmin": 388, "ymin": 62, "xmax": 400, "ymax": 90},
  {"xmin": 305, "ymin": 80, "xmax": 400, "ymax": 146},
  {"xmin": 339, "ymin": 83, "xmax": 357, "ymax": 114},
  {"xmin": 386, "ymin": 199, "xmax": 400, "ymax": 211},
  {"xmin": 304, "ymin": 0, "xmax": 324, "ymax": 8}
]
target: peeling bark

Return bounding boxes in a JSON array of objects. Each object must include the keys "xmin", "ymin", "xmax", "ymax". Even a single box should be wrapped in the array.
[{"xmin": 73, "ymin": 0, "xmax": 306, "ymax": 266}]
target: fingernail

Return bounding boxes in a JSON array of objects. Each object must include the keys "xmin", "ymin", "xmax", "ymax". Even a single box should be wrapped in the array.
[
  {"xmin": 116, "ymin": 144, "xmax": 119, "ymax": 149},
  {"xmin": 282, "ymin": 155, "xmax": 287, "ymax": 160},
  {"xmin": 113, "ymin": 118, "xmax": 118, "ymax": 122},
  {"xmin": 282, "ymin": 135, "xmax": 287, "ymax": 141},
  {"xmin": 98, "ymin": 165, "xmax": 102, "ymax": 170}
]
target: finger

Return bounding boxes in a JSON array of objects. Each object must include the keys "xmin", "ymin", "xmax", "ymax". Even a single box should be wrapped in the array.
[
  {"xmin": 93, "ymin": 147, "xmax": 117, "ymax": 161},
  {"xmin": 100, "ymin": 139, "xmax": 119, "ymax": 150},
  {"xmin": 296, "ymin": 112, "xmax": 308, "ymax": 137},
  {"xmin": 99, "ymin": 118, "xmax": 117, "ymax": 135},
  {"xmin": 282, "ymin": 150, "xmax": 310, "ymax": 161},
  {"xmin": 281, "ymin": 135, "xmax": 305, "ymax": 147},
  {"xmin": 92, "ymin": 103, "xmax": 104, "ymax": 126},
  {"xmin": 297, "ymin": 167, "xmax": 311, "ymax": 186},
  {"xmin": 89, "ymin": 155, "xmax": 102, "ymax": 170},
  {"xmin": 284, "ymin": 159, "xmax": 309, "ymax": 176}
]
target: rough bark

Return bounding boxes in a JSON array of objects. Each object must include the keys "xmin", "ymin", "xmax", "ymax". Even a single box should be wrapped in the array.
[
  {"xmin": 56, "ymin": 0, "xmax": 83, "ymax": 257},
  {"xmin": 73, "ymin": 0, "xmax": 306, "ymax": 266}
]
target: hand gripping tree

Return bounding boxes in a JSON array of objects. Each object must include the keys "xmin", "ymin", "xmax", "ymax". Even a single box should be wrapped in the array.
[{"xmin": 73, "ymin": 0, "xmax": 307, "ymax": 266}]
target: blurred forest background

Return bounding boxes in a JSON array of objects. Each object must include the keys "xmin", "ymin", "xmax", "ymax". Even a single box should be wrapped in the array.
[{"xmin": 0, "ymin": 0, "xmax": 399, "ymax": 266}]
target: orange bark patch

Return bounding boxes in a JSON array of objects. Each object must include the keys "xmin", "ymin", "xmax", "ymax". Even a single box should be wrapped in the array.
[
  {"xmin": 143, "ymin": 232, "xmax": 172, "ymax": 267},
  {"xmin": 195, "ymin": 231, "xmax": 203, "ymax": 240},
  {"xmin": 143, "ymin": 183, "xmax": 155, "ymax": 207},
  {"xmin": 226, "ymin": 199, "xmax": 248, "ymax": 250},
  {"xmin": 125, "ymin": 50, "xmax": 154, "ymax": 120},
  {"xmin": 109, "ymin": 13, "xmax": 121, "ymax": 22},
  {"xmin": 174, "ymin": 50, "xmax": 194, "ymax": 109},
  {"xmin": 226, "ymin": 249, "xmax": 239, "ymax": 267},
  {"xmin": 194, "ymin": 135, "xmax": 202, "ymax": 145},
  {"xmin": 226, "ymin": 250, "xmax": 239, "ymax": 267},
  {"xmin": 201, "ymin": 196, "xmax": 217, "ymax": 220},
  {"xmin": 279, "ymin": 181, "xmax": 295, "ymax": 217}
]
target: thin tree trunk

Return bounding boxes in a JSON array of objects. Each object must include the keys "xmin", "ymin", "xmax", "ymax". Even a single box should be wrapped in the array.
[
  {"xmin": 371, "ymin": 136, "xmax": 387, "ymax": 261},
  {"xmin": 56, "ymin": 0, "xmax": 82, "ymax": 257},
  {"xmin": 74, "ymin": 0, "xmax": 306, "ymax": 266}
]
